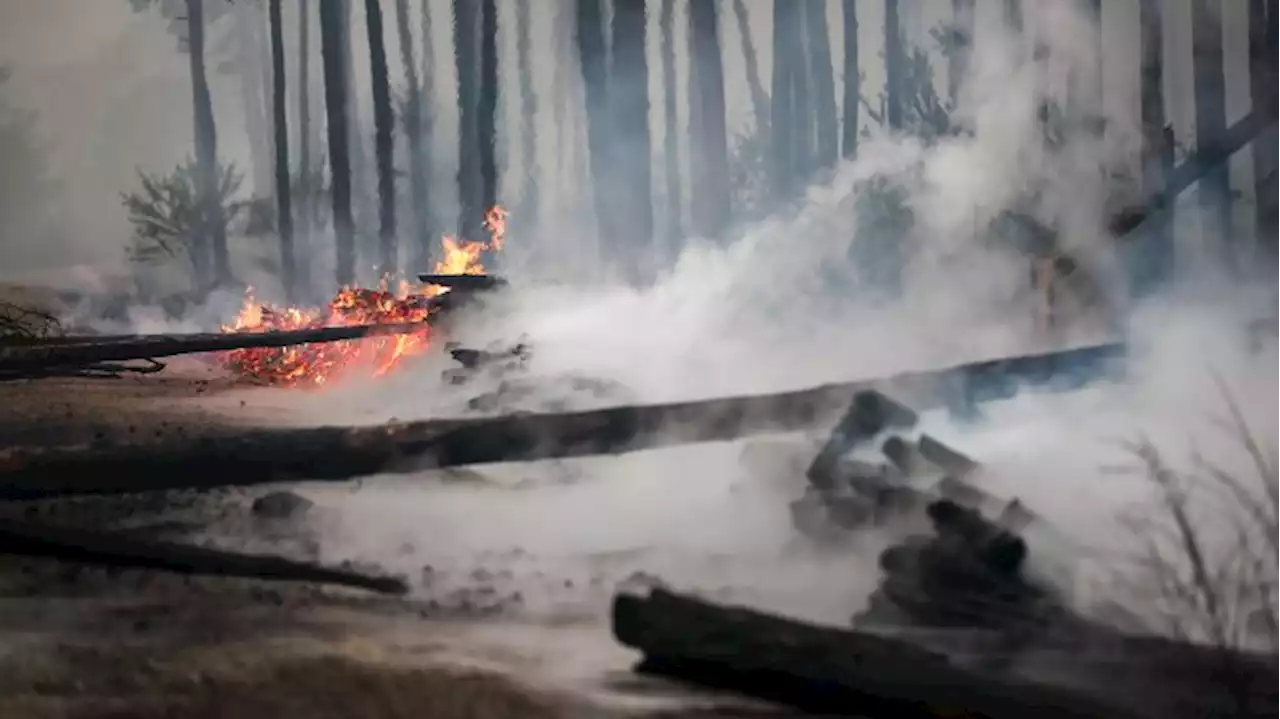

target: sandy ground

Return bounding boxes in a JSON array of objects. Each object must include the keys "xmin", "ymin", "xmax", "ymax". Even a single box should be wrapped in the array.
[{"xmin": 0, "ymin": 367, "xmax": 802, "ymax": 719}]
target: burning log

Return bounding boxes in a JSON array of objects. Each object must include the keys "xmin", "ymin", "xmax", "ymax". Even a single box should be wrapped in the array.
[
  {"xmin": 0, "ymin": 515, "xmax": 407, "ymax": 594},
  {"xmin": 611, "ymin": 586, "xmax": 1139, "ymax": 718},
  {"xmin": 416, "ymin": 273, "xmax": 509, "ymax": 292},
  {"xmin": 0, "ymin": 321, "xmax": 433, "ymax": 378}
]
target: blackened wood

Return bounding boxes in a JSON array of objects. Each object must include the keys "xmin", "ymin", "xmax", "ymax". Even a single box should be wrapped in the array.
[{"xmin": 0, "ymin": 516, "xmax": 406, "ymax": 594}]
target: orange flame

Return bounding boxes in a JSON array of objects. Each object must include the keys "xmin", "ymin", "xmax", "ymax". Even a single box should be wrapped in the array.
[{"xmin": 219, "ymin": 206, "xmax": 507, "ymax": 387}]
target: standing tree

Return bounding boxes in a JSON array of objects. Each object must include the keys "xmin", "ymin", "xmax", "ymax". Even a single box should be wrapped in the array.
[
  {"xmin": 688, "ymin": 0, "xmax": 731, "ymax": 239},
  {"xmin": 320, "ymin": 0, "xmax": 355, "ymax": 285},
  {"xmin": 611, "ymin": 0, "xmax": 654, "ymax": 264},
  {"xmin": 1134, "ymin": 0, "xmax": 1173, "ymax": 295},
  {"xmin": 659, "ymin": 0, "xmax": 683, "ymax": 250},
  {"xmin": 1249, "ymin": 0, "xmax": 1278, "ymax": 251},
  {"xmin": 1191, "ymin": 0, "xmax": 1233, "ymax": 260},
  {"xmin": 187, "ymin": 0, "xmax": 230, "ymax": 289},
  {"xmin": 948, "ymin": 0, "xmax": 974, "ymax": 107},
  {"xmin": 296, "ymin": 0, "xmax": 312, "ymax": 293},
  {"xmin": 515, "ymin": 0, "xmax": 539, "ymax": 230},
  {"xmin": 841, "ymin": 0, "xmax": 860, "ymax": 160},
  {"xmin": 732, "ymin": 0, "xmax": 769, "ymax": 133},
  {"xmin": 365, "ymin": 0, "xmax": 397, "ymax": 275},
  {"xmin": 1003, "ymin": 0, "xmax": 1023, "ymax": 34},
  {"xmin": 770, "ymin": 0, "xmax": 797, "ymax": 198},
  {"xmin": 454, "ymin": 0, "xmax": 482, "ymax": 240},
  {"xmin": 478, "ymin": 0, "xmax": 499, "ymax": 237},
  {"xmin": 576, "ymin": 0, "xmax": 615, "ymax": 246},
  {"xmin": 395, "ymin": 0, "xmax": 430, "ymax": 271},
  {"xmin": 268, "ymin": 0, "xmax": 296, "ymax": 300},
  {"xmin": 804, "ymin": 0, "xmax": 838, "ymax": 171},
  {"xmin": 883, "ymin": 0, "xmax": 904, "ymax": 131}
]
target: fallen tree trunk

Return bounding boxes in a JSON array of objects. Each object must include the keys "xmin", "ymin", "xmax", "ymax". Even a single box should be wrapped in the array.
[
  {"xmin": 416, "ymin": 273, "xmax": 508, "ymax": 291},
  {"xmin": 0, "ymin": 321, "xmax": 430, "ymax": 376},
  {"xmin": 0, "ymin": 342, "xmax": 1127, "ymax": 500},
  {"xmin": 1109, "ymin": 110, "xmax": 1277, "ymax": 237},
  {"xmin": 0, "ymin": 516, "xmax": 407, "ymax": 594},
  {"xmin": 612, "ymin": 587, "xmax": 1139, "ymax": 719}
]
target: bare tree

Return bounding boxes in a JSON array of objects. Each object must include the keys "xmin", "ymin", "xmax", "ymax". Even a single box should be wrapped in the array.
[
  {"xmin": 576, "ymin": 0, "xmax": 614, "ymax": 246},
  {"xmin": 319, "ymin": 0, "xmax": 355, "ymax": 286},
  {"xmin": 454, "ymin": 0, "xmax": 481, "ymax": 240},
  {"xmin": 731, "ymin": 0, "xmax": 768, "ymax": 133},
  {"xmin": 689, "ymin": 0, "xmax": 731, "ymax": 239},
  {"xmin": 395, "ymin": 0, "xmax": 430, "ymax": 271},
  {"xmin": 268, "ymin": 0, "xmax": 296, "ymax": 300},
  {"xmin": 478, "ymin": 0, "xmax": 499, "ymax": 235},
  {"xmin": 612, "ymin": 0, "xmax": 654, "ymax": 265},
  {"xmin": 804, "ymin": 0, "xmax": 838, "ymax": 170},
  {"xmin": 365, "ymin": 0, "xmax": 397, "ymax": 275},
  {"xmin": 1135, "ymin": 0, "xmax": 1173, "ymax": 295},
  {"xmin": 1249, "ymin": 0, "xmax": 1278, "ymax": 253},
  {"xmin": 659, "ymin": 0, "xmax": 683, "ymax": 249},
  {"xmin": 883, "ymin": 0, "xmax": 904, "ymax": 131},
  {"xmin": 515, "ymin": 0, "xmax": 539, "ymax": 230},
  {"xmin": 841, "ymin": 0, "xmax": 860, "ymax": 159},
  {"xmin": 187, "ymin": 0, "xmax": 230, "ymax": 289},
  {"xmin": 296, "ymin": 0, "xmax": 312, "ymax": 292},
  {"xmin": 770, "ymin": 0, "xmax": 798, "ymax": 198},
  {"xmin": 948, "ymin": 0, "xmax": 974, "ymax": 107},
  {"xmin": 1191, "ymin": 0, "xmax": 1233, "ymax": 261}
]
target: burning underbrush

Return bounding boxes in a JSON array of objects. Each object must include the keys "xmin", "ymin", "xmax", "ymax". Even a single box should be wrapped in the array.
[{"xmin": 219, "ymin": 207, "xmax": 507, "ymax": 387}]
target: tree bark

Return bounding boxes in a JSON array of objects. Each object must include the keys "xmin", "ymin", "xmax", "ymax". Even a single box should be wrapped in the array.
[
  {"xmin": 1249, "ymin": 0, "xmax": 1278, "ymax": 258},
  {"xmin": 770, "ymin": 0, "xmax": 795, "ymax": 199},
  {"xmin": 269, "ymin": 0, "xmax": 297, "ymax": 302},
  {"xmin": 187, "ymin": 0, "xmax": 230, "ymax": 290},
  {"xmin": 883, "ymin": 0, "xmax": 904, "ymax": 132},
  {"xmin": 514, "ymin": 0, "xmax": 539, "ymax": 232},
  {"xmin": 731, "ymin": 0, "xmax": 768, "ymax": 136},
  {"xmin": 296, "ymin": 0, "xmax": 313, "ymax": 297},
  {"xmin": 395, "ymin": 0, "xmax": 431, "ymax": 274},
  {"xmin": 477, "ymin": 0, "xmax": 499, "ymax": 244},
  {"xmin": 0, "ymin": 516, "xmax": 406, "ymax": 594},
  {"xmin": 576, "ymin": 0, "xmax": 615, "ymax": 251},
  {"xmin": 454, "ymin": 0, "xmax": 482, "ymax": 241},
  {"xmin": 1134, "ymin": 0, "xmax": 1171, "ymax": 296},
  {"xmin": 612, "ymin": 587, "xmax": 1141, "ymax": 719},
  {"xmin": 803, "ymin": 0, "xmax": 838, "ymax": 170},
  {"xmin": 319, "ymin": 0, "xmax": 355, "ymax": 286},
  {"xmin": 688, "ymin": 0, "xmax": 731, "ymax": 239},
  {"xmin": 841, "ymin": 0, "xmax": 859, "ymax": 159},
  {"xmin": 948, "ymin": 0, "xmax": 975, "ymax": 108},
  {"xmin": 1191, "ymin": 0, "xmax": 1233, "ymax": 263},
  {"xmin": 659, "ymin": 0, "xmax": 683, "ymax": 255},
  {"xmin": 365, "ymin": 0, "xmax": 398, "ymax": 276},
  {"xmin": 611, "ymin": 0, "xmax": 655, "ymax": 271}
]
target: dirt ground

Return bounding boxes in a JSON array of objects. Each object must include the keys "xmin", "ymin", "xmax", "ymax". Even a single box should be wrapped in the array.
[{"xmin": 0, "ymin": 369, "xmax": 795, "ymax": 719}]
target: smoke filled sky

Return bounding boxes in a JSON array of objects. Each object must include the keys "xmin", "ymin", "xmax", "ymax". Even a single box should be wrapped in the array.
[{"xmin": 0, "ymin": 0, "xmax": 1261, "ymax": 285}]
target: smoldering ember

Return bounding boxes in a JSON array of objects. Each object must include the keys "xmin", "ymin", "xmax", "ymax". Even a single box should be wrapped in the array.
[{"xmin": 0, "ymin": 1, "xmax": 1275, "ymax": 718}]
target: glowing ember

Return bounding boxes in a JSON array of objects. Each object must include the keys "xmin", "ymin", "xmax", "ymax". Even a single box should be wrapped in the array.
[{"xmin": 220, "ymin": 206, "xmax": 507, "ymax": 387}]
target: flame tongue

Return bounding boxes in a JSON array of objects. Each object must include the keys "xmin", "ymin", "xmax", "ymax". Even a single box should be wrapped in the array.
[{"xmin": 220, "ymin": 206, "xmax": 507, "ymax": 387}]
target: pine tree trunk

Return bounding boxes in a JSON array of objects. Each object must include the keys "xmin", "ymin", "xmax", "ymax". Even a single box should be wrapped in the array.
[
  {"xmin": 515, "ymin": 0, "xmax": 539, "ymax": 231},
  {"xmin": 1249, "ymin": 0, "xmax": 1278, "ymax": 256},
  {"xmin": 269, "ymin": 0, "xmax": 296, "ymax": 301},
  {"xmin": 789, "ymin": 2, "xmax": 812, "ymax": 179},
  {"xmin": 841, "ymin": 0, "xmax": 859, "ymax": 159},
  {"xmin": 395, "ymin": 0, "xmax": 430, "ymax": 273},
  {"xmin": 339, "ymin": 2, "xmax": 371, "ymax": 275},
  {"xmin": 804, "ymin": 0, "xmax": 838, "ymax": 170},
  {"xmin": 1191, "ymin": 0, "xmax": 1233, "ymax": 263},
  {"xmin": 689, "ymin": 0, "xmax": 731, "ymax": 239},
  {"xmin": 454, "ymin": 0, "xmax": 482, "ymax": 241},
  {"xmin": 576, "ymin": 0, "xmax": 615, "ymax": 248},
  {"xmin": 319, "ymin": 0, "xmax": 355, "ymax": 286},
  {"xmin": 419, "ymin": 0, "xmax": 439, "ymax": 258},
  {"xmin": 612, "ymin": 0, "xmax": 654, "ymax": 268},
  {"xmin": 1135, "ymin": 0, "xmax": 1172, "ymax": 295},
  {"xmin": 187, "ymin": 0, "xmax": 230, "ymax": 290},
  {"xmin": 948, "ymin": 0, "xmax": 974, "ymax": 107},
  {"xmin": 365, "ymin": 0, "xmax": 397, "ymax": 275},
  {"xmin": 770, "ymin": 0, "xmax": 796, "ymax": 198},
  {"xmin": 883, "ymin": 0, "xmax": 903, "ymax": 132},
  {"xmin": 234, "ymin": 0, "xmax": 273, "ymax": 196},
  {"xmin": 296, "ymin": 0, "xmax": 312, "ymax": 297},
  {"xmin": 731, "ymin": 0, "xmax": 768, "ymax": 133},
  {"xmin": 659, "ymin": 0, "xmax": 683, "ymax": 253},
  {"xmin": 478, "ymin": 0, "xmax": 499, "ymax": 236}
]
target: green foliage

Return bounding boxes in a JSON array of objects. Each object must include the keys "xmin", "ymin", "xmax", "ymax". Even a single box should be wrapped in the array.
[{"xmin": 122, "ymin": 160, "xmax": 246, "ymax": 275}]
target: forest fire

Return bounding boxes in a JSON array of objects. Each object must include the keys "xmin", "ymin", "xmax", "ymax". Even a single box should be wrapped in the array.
[{"xmin": 220, "ymin": 206, "xmax": 508, "ymax": 387}]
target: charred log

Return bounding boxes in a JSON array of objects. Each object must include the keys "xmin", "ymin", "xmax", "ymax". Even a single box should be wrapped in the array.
[
  {"xmin": 416, "ymin": 273, "xmax": 509, "ymax": 291},
  {"xmin": 612, "ymin": 586, "xmax": 1139, "ymax": 719},
  {"xmin": 0, "ymin": 515, "xmax": 406, "ymax": 594}
]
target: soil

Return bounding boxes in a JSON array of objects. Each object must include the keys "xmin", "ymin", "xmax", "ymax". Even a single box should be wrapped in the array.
[{"xmin": 0, "ymin": 367, "xmax": 797, "ymax": 719}]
